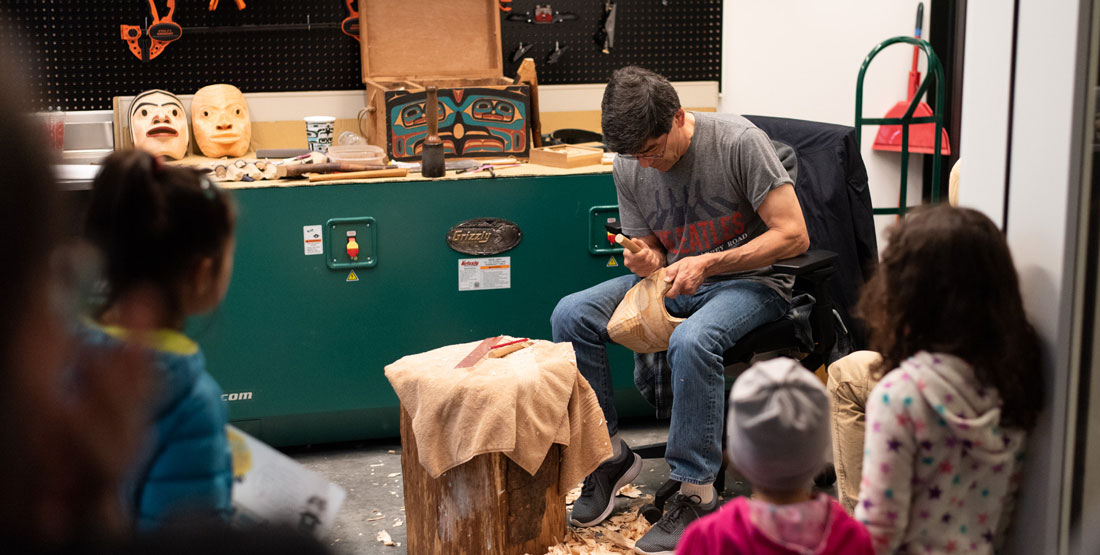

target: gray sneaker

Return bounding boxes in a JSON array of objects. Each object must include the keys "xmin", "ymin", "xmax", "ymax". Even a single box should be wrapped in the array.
[
  {"xmin": 633, "ymin": 491, "xmax": 719, "ymax": 555},
  {"xmin": 569, "ymin": 440, "xmax": 642, "ymax": 527}
]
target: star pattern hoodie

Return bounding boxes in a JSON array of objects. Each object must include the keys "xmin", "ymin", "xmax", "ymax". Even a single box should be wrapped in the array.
[{"xmin": 855, "ymin": 352, "xmax": 1027, "ymax": 554}]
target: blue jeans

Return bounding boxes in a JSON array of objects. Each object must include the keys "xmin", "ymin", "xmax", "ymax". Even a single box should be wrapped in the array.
[{"xmin": 551, "ymin": 274, "xmax": 788, "ymax": 485}]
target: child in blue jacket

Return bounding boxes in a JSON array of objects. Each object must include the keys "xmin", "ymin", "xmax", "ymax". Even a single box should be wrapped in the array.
[{"xmin": 82, "ymin": 150, "xmax": 237, "ymax": 530}]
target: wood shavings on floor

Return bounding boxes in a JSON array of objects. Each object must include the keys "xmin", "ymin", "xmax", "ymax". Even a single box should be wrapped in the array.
[
  {"xmin": 540, "ymin": 495, "xmax": 654, "ymax": 554},
  {"xmin": 617, "ymin": 484, "xmax": 642, "ymax": 498},
  {"xmin": 376, "ymin": 530, "xmax": 399, "ymax": 547},
  {"xmin": 566, "ymin": 484, "xmax": 583, "ymax": 505}
]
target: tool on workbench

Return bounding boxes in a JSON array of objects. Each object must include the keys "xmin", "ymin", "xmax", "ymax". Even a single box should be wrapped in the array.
[
  {"xmin": 341, "ymin": 0, "xmax": 360, "ymax": 41},
  {"xmin": 546, "ymin": 41, "xmax": 568, "ymax": 64},
  {"xmin": 120, "ymin": 0, "xmax": 182, "ymax": 61},
  {"xmin": 511, "ymin": 42, "xmax": 535, "ymax": 63},
  {"xmin": 307, "ymin": 168, "xmax": 409, "ymax": 182},
  {"xmin": 499, "ymin": 0, "xmax": 513, "ymax": 12},
  {"xmin": 276, "ymin": 162, "xmax": 388, "ymax": 178},
  {"xmin": 506, "ymin": 4, "xmax": 578, "ymax": 24},
  {"xmin": 457, "ymin": 163, "xmax": 522, "ymax": 177},
  {"xmin": 595, "ymin": 2, "xmax": 616, "ymax": 54},
  {"xmin": 420, "ymin": 86, "xmax": 446, "ymax": 178},
  {"xmin": 391, "ymin": 159, "xmax": 482, "ymax": 172}
]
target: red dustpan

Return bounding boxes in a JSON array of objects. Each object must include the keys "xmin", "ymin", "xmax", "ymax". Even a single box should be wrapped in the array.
[{"xmin": 873, "ymin": 3, "xmax": 950, "ymax": 155}]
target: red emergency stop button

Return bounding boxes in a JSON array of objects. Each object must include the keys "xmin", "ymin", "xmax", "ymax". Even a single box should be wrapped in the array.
[{"xmin": 346, "ymin": 231, "xmax": 359, "ymax": 261}]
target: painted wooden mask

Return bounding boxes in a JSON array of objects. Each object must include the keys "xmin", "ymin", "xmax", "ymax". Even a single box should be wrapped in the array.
[
  {"xmin": 192, "ymin": 84, "xmax": 251, "ymax": 158},
  {"xmin": 129, "ymin": 90, "xmax": 189, "ymax": 160}
]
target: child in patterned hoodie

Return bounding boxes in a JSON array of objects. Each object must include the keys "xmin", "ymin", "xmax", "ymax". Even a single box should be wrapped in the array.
[
  {"xmin": 834, "ymin": 205, "xmax": 1043, "ymax": 554},
  {"xmin": 677, "ymin": 358, "xmax": 874, "ymax": 554}
]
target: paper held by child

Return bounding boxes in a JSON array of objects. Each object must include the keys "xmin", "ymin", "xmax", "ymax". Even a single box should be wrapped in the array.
[{"xmin": 227, "ymin": 425, "xmax": 346, "ymax": 536}]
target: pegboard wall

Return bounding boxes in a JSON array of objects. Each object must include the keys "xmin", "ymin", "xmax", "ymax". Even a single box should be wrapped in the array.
[
  {"xmin": 500, "ymin": 0, "xmax": 722, "ymax": 85},
  {"xmin": 0, "ymin": 0, "xmax": 721, "ymax": 112}
]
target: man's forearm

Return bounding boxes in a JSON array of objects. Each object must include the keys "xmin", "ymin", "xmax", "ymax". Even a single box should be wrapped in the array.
[{"xmin": 702, "ymin": 226, "xmax": 809, "ymax": 278}]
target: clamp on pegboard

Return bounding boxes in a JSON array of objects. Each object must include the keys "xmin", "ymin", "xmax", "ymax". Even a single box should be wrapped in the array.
[
  {"xmin": 120, "ymin": 0, "xmax": 182, "ymax": 62},
  {"xmin": 209, "ymin": 0, "xmax": 247, "ymax": 9},
  {"xmin": 506, "ymin": 4, "xmax": 578, "ymax": 24},
  {"xmin": 341, "ymin": 0, "xmax": 360, "ymax": 41}
]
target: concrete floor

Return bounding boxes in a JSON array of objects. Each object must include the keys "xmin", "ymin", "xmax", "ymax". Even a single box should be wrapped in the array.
[{"xmin": 289, "ymin": 417, "xmax": 834, "ymax": 555}]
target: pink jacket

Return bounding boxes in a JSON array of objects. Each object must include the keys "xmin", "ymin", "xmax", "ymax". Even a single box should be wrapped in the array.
[{"xmin": 678, "ymin": 495, "xmax": 874, "ymax": 554}]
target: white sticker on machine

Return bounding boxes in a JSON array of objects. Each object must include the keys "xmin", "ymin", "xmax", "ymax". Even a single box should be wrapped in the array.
[
  {"xmin": 458, "ymin": 257, "xmax": 511, "ymax": 291},
  {"xmin": 303, "ymin": 225, "xmax": 323, "ymax": 255}
]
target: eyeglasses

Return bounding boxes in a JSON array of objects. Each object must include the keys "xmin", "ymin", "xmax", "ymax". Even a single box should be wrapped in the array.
[{"xmin": 618, "ymin": 134, "xmax": 669, "ymax": 161}]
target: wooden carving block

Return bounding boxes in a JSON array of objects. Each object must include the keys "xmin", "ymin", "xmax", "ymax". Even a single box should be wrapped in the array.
[
  {"xmin": 399, "ymin": 407, "xmax": 565, "ymax": 555},
  {"xmin": 606, "ymin": 267, "xmax": 686, "ymax": 353},
  {"xmin": 529, "ymin": 144, "xmax": 604, "ymax": 169}
]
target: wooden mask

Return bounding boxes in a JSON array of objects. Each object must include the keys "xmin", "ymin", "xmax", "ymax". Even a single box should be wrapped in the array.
[
  {"xmin": 129, "ymin": 90, "xmax": 189, "ymax": 160},
  {"xmin": 192, "ymin": 84, "xmax": 251, "ymax": 158}
]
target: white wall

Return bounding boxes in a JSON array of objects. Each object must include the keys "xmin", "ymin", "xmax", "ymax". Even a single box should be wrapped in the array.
[
  {"xmin": 956, "ymin": 2, "xmax": 1015, "ymax": 227},
  {"xmin": 721, "ymin": 0, "xmax": 938, "ymax": 247},
  {"xmin": 1001, "ymin": 0, "xmax": 1091, "ymax": 552}
]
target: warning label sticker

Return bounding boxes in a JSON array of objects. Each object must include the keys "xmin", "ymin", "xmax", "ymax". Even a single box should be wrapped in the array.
[
  {"xmin": 303, "ymin": 225, "xmax": 323, "ymax": 256},
  {"xmin": 458, "ymin": 257, "xmax": 511, "ymax": 291}
]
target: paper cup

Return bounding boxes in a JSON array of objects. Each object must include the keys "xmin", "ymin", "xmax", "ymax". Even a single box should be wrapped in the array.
[{"xmin": 304, "ymin": 116, "xmax": 336, "ymax": 153}]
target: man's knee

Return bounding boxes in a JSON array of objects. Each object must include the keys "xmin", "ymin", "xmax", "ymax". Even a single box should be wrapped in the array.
[
  {"xmin": 667, "ymin": 322, "xmax": 723, "ymax": 360},
  {"xmin": 826, "ymin": 350, "xmax": 881, "ymax": 394},
  {"xmin": 550, "ymin": 293, "xmax": 582, "ymax": 335}
]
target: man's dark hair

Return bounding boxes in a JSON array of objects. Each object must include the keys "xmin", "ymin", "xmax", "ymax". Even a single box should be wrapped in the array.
[{"xmin": 600, "ymin": 66, "xmax": 681, "ymax": 155}]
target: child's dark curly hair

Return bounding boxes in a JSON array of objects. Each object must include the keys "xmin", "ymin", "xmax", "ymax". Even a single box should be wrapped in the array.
[{"xmin": 856, "ymin": 204, "xmax": 1043, "ymax": 429}]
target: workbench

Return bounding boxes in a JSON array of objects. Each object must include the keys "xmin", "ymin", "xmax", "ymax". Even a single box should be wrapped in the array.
[{"xmin": 190, "ymin": 163, "xmax": 650, "ymax": 447}]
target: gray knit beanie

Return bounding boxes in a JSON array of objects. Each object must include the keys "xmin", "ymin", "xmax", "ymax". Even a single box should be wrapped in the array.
[{"xmin": 726, "ymin": 357, "xmax": 830, "ymax": 492}]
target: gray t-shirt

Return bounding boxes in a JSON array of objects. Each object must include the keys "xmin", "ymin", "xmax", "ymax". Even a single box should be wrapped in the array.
[{"xmin": 613, "ymin": 112, "xmax": 795, "ymax": 300}]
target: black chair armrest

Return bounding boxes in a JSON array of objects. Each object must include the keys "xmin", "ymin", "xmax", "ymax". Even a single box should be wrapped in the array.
[{"xmin": 771, "ymin": 249, "xmax": 838, "ymax": 275}]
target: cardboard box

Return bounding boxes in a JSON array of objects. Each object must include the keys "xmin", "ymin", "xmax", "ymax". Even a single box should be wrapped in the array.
[{"xmin": 359, "ymin": 0, "xmax": 532, "ymax": 161}]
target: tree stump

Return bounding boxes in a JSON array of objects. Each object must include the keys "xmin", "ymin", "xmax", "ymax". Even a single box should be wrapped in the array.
[{"xmin": 399, "ymin": 407, "xmax": 566, "ymax": 554}]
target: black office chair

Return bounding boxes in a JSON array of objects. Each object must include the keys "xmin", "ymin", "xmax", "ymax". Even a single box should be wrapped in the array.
[
  {"xmin": 541, "ymin": 128, "xmax": 603, "ymax": 147},
  {"xmin": 611, "ymin": 116, "xmax": 877, "ymax": 523}
]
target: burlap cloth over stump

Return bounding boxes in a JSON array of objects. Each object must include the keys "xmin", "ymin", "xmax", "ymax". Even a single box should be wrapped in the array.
[{"xmin": 384, "ymin": 338, "xmax": 612, "ymax": 491}]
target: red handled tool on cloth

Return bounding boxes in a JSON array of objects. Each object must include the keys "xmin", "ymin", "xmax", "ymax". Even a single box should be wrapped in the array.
[{"xmin": 120, "ymin": 0, "xmax": 182, "ymax": 62}]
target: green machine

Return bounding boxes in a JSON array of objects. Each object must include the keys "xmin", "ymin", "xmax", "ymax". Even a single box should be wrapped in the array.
[{"xmin": 190, "ymin": 171, "xmax": 651, "ymax": 447}]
